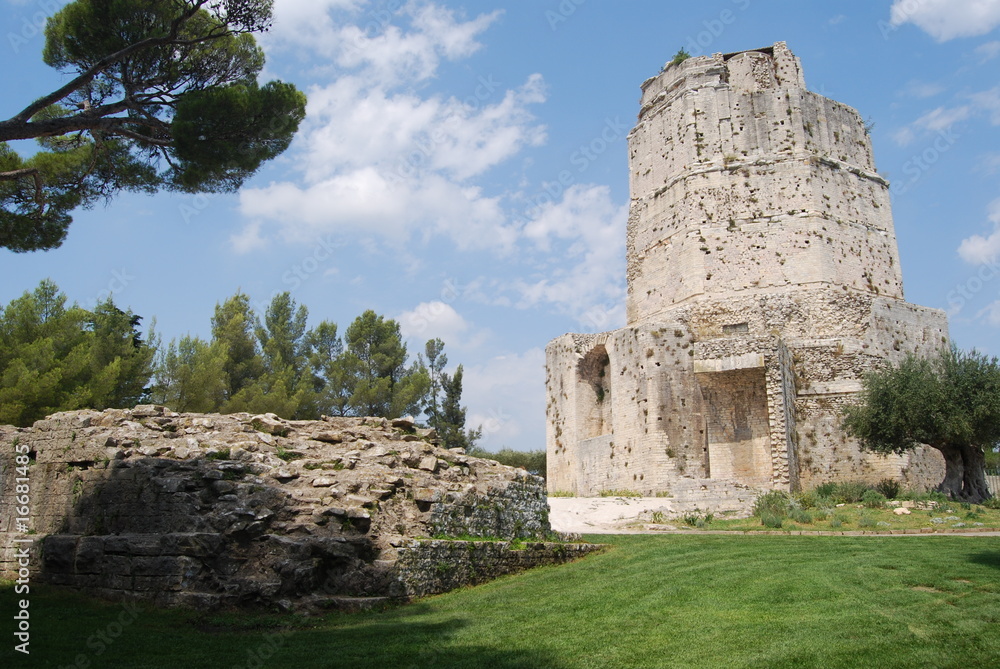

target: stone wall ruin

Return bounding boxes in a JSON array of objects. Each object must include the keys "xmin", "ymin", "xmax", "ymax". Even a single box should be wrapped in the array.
[{"xmin": 1, "ymin": 406, "xmax": 594, "ymax": 611}]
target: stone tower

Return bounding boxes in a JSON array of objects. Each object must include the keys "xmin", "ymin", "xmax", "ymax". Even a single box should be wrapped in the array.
[{"xmin": 546, "ymin": 43, "xmax": 948, "ymax": 499}]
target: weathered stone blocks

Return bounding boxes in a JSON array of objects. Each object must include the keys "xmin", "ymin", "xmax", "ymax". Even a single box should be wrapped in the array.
[
  {"xmin": 1, "ymin": 407, "xmax": 597, "ymax": 611},
  {"xmin": 547, "ymin": 43, "xmax": 948, "ymax": 507}
]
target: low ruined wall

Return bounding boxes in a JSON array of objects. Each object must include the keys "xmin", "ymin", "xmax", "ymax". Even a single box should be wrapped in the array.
[
  {"xmin": 0, "ymin": 407, "xmax": 593, "ymax": 610},
  {"xmin": 389, "ymin": 539, "xmax": 600, "ymax": 599}
]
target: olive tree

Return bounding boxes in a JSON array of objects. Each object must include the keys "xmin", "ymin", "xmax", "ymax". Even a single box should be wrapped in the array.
[{"xmin": 843, "ymin": 346, "xmax": 999, "ymax": 503}]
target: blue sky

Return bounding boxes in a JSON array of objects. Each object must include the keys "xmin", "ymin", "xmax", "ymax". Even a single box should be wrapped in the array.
[{"xmin": 2, "ymin": 0, "xmax": 999, "ymax": 451}]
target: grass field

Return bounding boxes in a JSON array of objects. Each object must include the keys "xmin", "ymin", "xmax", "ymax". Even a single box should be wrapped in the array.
[{"xmin": 4, "ymin": 535, "xmax": 1000, "ymax": 668}]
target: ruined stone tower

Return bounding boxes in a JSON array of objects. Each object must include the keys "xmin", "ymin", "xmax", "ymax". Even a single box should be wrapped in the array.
[{"xmin": 546, "ymin": 43, "xmax": 949, "ymax": 499}]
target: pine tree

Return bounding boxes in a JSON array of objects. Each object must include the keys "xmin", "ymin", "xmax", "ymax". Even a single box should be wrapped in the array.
[
  {"xmin": 150, "ymin": 335, "xmax": 227, "ymax": 413},
  {"xmin": 0, "ymin": 280, "xmax": 154, "ymax": 426},
  {"xmin": 343, "ymin": 310, "xmax": 429, "ymax": 418},
  {"xmin": 210, "ymin": 291, "xmax": 263, "ymax": 406},
  {"xmin": 435, "ymin": 365, "xmax": 481, "ymax": 450}
]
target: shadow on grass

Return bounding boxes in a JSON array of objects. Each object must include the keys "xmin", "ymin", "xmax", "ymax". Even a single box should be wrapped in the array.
[
  {"xmin": 1, "ymin": 586, "xmax": 569, "ymax": 669},
  {"xmin": 967, "ymin": 550, "xmax": 1000, "ymax": 569}
]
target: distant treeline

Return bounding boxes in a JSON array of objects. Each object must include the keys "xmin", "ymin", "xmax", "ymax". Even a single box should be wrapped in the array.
[{"xmin": 0, "ymin": 280, "xmax": 478, "ymax": 451}]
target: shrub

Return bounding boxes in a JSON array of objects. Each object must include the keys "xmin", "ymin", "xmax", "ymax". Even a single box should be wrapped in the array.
[
  {"xmin": 861, "ymin": 490, "xmax": 888, "ymax": 509},
  {"xmin": 789, "ymin": 507, "xmax": 813, "ymax": 524},
  {"xmin": 858, "ymin": 513, "xmax": 877, "ymax": 528},
  {"xmin": 599, "ymin": 489, "xmax": 642, "ymax": 498},
  {"xmin": 834, "ymin": 481, "xmax": 871, "ymax": 504},
  {"xmin": 813, "ymin": 482, "xmax": 838, "ymax": 499},
  {"xmin": 874, "ymin": 478, "xmax": 901, "ymax": 499},
  {"xmin": 760, "ymin": 511, "xmax": 784, "ymax": 528},
  {"xmin": 682, "ymin": 511, "xmax": 714, "ymax": 528},
  {"xmin": 982, "ymin": 497, "xmax": 1000, "ymax": 510},
  {"xmin": 813, "ymin": 508, "xmax": 830, "ymax": 522},
  {"xmin": 753, "ymin": 490, "xmax": 791, "ymax": 518},
  {"xmin": 795, "ymin": 490, "xmax": 821, "ymax": 509},
  {"xmin": 669, "ymin": 48, "xmax": 691, "ymax": 67},
  {"xmin": 829, "ymin": 517, "xmax": 843, "ymax": 529}
]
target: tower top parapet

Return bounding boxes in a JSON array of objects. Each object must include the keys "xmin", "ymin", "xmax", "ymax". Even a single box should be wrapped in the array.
[
  {"xmin": 639, "ymin": 42, "xmax": 806, "ymax": 122},
  {"xmin": 626, "ymin": 41, "xmax": 903, "ymax": 322}
]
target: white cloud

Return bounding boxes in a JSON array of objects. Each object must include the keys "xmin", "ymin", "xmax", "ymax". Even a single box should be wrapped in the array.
[
  {"xmin": 958, "ymin": 198, "xmax": 1000, "ymax": 264},
  {"xmin": 238, "ymin": 3, "xmax": 546, "ymax": 255},
  {"xmin": 894, "ymin": 84, "xmax": 1000, "ymax": 145},
  {"xmin": 900, "ymin": 80, "xmax": 946, "ymax": 99},
  {"xmin": 916, "ymin": 105, "xmax": 972, "ymax": 131},
  {"xmin": 890, "ymin": 0, "xmax": 1000, "ymax": 42},
  {"xmin": 977, "ymin": 300, "xmax": 1000, "ymax": 326},
  {"xmin": 398, "ymin": 301, "xmax": 470, "ymax": 345},
  {"xmin": 268, "ymin": 1, "xmax": 500, "ymax": 86},
  {"xmin": 976, "ymin": 152, "xmax": 1000, "ymax": 174},
  {"xmin": 893, "ymin": 105, "xmax": 971, "ymax": 145},
  {"xmin": 240, "ymin": 170, "xmax": 520, "ymax": 251},
  {"xmin": 514, "ymin": 184, "xmax": 628, "ymax": 328},
  {"xmin": 970, "ymin": 86, "xmax": 1000, "ymax": 124},
  {"xmin": 463, "ymin": 348, "xmax": 547, "ymax": 451},
  {"xmin": 976, "ymin": 39, "xmax": 1000, "ymax": 61},
  {"xmin": 299, "ymin": 73, "xmax": 547, "ymax": 184}
]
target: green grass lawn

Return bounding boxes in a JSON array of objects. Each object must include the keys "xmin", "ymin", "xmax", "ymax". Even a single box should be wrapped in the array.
[{"xmin": 4, "ymin": 535, "xmax": 999, "ymax": 668}]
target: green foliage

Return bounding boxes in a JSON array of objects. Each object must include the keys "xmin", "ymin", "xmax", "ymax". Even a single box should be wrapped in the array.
[
  {"xmin": 210, "ymin": 291, "xmax": 264, "ymax": 402},
  {"xmin": 669, "ymin": 48, "xmax": 691, "ymax": 66},
  {"xmin": 434, "ymin": 364, "xmax": 481, "ymax": 450},
  {"xmin": 752, "ymin": 490, "xmax": 791, "ymax": 518},
  {"xmin": 148, "ymin": 335, "xmax": 226, "ymax": 412},
  {"xmin": 813, "ymin": 482, "xmax": 838, "ymax": 498},
  {"xmin": 682, "ymin": 511, "xmax": 714, "ymax": 528},
  {"xmin": 861, "ymin": 490, "xmax": 888, "ymax": 509},
  {"xmin": 468, "ymin": 447, "xmax": 546, "ymax": 478},
  {"xmin": 833, "ymin": 481, "xmax": 871, "ymax": 504},
  {"xmin": 148, "ymin": 292, "xmax": 461, "ymax": 424},
  {"xmin": 1, "ymin": 0, "xmax": 305, "ymax": 251},
  {"xmin": 598, "ymin": 489, "xmax": 642, "ymax": 498},
  {"xmin": 0, "ymin": 279, "xmax": 154, "ymax": 426},
  {"xmin": 789, "ymin": 507, "xmax": 813, "ymax": 524},
  {"xmin": 760, "ymin": 511, "xmax": 784, "ymax": 528},
  {"xmin": 343, "ymin": 310, "xmax": 429, "ymax": 419},
  {"xmin": 873, "ymin": 478, "xmax": 901, "ymax": 499},
  {"xmin": 843, "ymin": 346, "xmax": 1000, "ymax": 502}
]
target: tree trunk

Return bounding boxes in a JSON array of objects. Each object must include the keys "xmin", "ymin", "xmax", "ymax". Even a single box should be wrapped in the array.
[
  {"xmin": 934, "ymin": 443, "xmax": 992, "ymax": 503},
  {"xmin": 960, "ymin": 444, "xmax": 992, "ymax": 503}
]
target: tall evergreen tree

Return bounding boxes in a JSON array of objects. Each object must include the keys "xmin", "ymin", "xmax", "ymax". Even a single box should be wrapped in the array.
[
  {"xmin": 150, "ymin": 335, "xmax": 226, "ymax": 413},
  {"xmin": 303, "ymin": 320, "xmax": 351, "ymax": 417},
  {"xmin": 210, "ymin": 291, "xmax": 263, "ymax": 404},
  {"xmin": 435, "ymin": 364, "xmax": 481, "ymax": 450},
  {"xmin": 343, "ymin": 310, "xmax": 429, "ymax": 418},
  {"xmin": 0, "ymin": 280, "xmax": 154, "ymax": 426},
  {"xmin": 424, "ymin": 338, "xmax": 447, "ymax": 427},
  {"xmin": 256, "ymin": 292, "xmax": 309, "ymax": 375}
]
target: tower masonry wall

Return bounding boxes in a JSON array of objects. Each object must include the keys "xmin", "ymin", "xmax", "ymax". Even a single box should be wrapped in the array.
[
  {"xmin": 626, "ymin": 43, "xmax": 901, "ymax": 323},
  {"xmin": 546, "ymin": 42, "xmax": 950, "ymax": 511}
]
